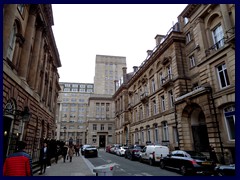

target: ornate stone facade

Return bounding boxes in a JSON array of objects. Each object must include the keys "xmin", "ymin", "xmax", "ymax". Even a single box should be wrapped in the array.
[
  {"xmin": 113, "ymin": 4, "xmax": 235, "ymax": 164},
  {"xmin": 3, "ymin": 4, "xmax": 61, "ymax": 162}
]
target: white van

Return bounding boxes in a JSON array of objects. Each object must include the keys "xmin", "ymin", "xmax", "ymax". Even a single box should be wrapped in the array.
[{"xmin": 139, "ymin": 145, "xmax": 169, "ymax": 165}]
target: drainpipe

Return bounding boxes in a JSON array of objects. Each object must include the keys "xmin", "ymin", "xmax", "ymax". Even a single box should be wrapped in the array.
[
  {"xmin": 208, "ymin": 87, "xmax": 225, "ymax": 164},
  {"xmin": 174, "ymin": 102, "xmax": 180, "ymax": 150}
]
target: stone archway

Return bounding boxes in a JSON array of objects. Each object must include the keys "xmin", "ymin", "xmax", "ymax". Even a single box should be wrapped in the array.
[{"xmin": 181, "ymin": 103, "xmax": 210, "ymax": 152}]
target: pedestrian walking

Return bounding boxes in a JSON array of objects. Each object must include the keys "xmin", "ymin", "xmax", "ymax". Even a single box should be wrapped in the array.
[
  {"xmin": 55, "ymin": 145, "xmax": 61, "ymax": 163},
  {"xmin": 62, "ymin": 143, "xmax": 68, "ymax": 163},
  {"xmin": 3, "ymin": 141, "xmax": 33, "ymax": 176},
  {"xmin": 39, "ymin": 142, "xmax": 50, "ymax": 175},
  {"xmin": 209, "ymin": 144, "xmax": 219, "ymax": 163},
  {"xmin": 74, "ymin": 144, "xmax": 80, "ymax": 156},
  {"xmin": 67, "ymin": 144, "xmax": 75, "ymax": 162}
]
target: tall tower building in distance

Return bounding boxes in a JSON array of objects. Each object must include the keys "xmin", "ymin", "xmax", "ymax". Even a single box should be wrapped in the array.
[{"xmin": 94, "ymin": 55, "xmax": 126, "ymax": 95}]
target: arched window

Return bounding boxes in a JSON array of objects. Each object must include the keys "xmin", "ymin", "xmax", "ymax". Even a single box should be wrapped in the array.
[{"xmin": 7, "ymin": 22, "xmax": 17, "ymax": 61}]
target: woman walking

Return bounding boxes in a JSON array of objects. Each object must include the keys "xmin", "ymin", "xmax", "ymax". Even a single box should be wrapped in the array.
[{"xmin": 67, "ymin": 144, "xmax": 75, "ymax": 162}]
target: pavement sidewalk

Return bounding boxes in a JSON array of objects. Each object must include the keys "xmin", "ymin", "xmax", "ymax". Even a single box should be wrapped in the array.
[{"xmin": 35, "ymin": 154, "xmax": 96, "ymax": 176}]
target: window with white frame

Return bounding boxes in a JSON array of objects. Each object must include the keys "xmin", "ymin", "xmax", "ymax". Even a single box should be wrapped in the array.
[
  {"xmin": 7, "ymin": 23, "xmax": 17, "ymax": 61},
  {"xmin": 72, "ymin": 84, "xmax": 78, "ymax": 88},
  {"xmin": 64, "ymin": 88, "xmax": 70, "ymax": 92},
  {"xmin": 162, "ymin": 121, "xmax": 169, "ymax": 141},
  {"xmin": 186, "ymin": 32, "xmax": 191, "ymax": 44},
  {"xmin": 212, "ymin": 24, "xmax": 224, "ymax": 49},
  {"xmin": 173, "ymin": 127, "xmax": 178, "ymax": 144},
  {"xmin": 17, "ymin": 4, "xmax": 25, "ymax": 14},
  {"xmin": 189, "ymin": 55, "xmax": 196, "ymax": 68},
  {"xmin": 167, "ymin": 66, "xmax": 172, "ymax": 79},
  {"xmin": 184, "ymin": 17, "xmax": 189, "ymax": 25},
  {"xmin": 159, "ymin": 72, "xmax": 163, "ymax": 85},
  {"xmin": 161, "ymin": 95, "xmax": 166, "ymax": 112},
  {"xmin": 168, "ymin": 90, "xmax": 174, "ymax": 108},
  {"xmin": 139, "ymin": 106, "xmax": 143, "ymax": 120},
  {"xmin": 217, "ymin": 63, "xmax": 230, "ymax": 89},
  {"xmin": 65, "ymin": 84, "xmax": 70, "ymax": 87},
  {"xmin": 224, "ymin": 105, "xmax": 235, "ymax": 140},
  {"xmin": 135, "ymin": 131, "xmax": 139, "ymax": 143}
]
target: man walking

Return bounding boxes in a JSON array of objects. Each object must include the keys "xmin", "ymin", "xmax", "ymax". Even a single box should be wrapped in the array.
[
  {"xmin": 3, "ymin": 141, "xmax": 33, "ymax": 176},
  {"xmin": 39, "ymin": 142, "xmax": 50, "ymax": 175}
]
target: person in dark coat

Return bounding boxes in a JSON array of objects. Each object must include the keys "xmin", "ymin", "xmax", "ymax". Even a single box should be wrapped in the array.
[
  {"xmin": 39, "ymin": 142, "xmax": 50, "ymax": 175},
  {"xmin": 209, "ymin": 145, "xmax": 219, "ymax": 163},
  {"xmin": 62, "ymin": 143, "xmax": 68, "ymax": 163},
  {"xmin": 3, "ymin": 141, "xmax": 33, "ymax": 176},
  {"xmin": 55, "ymin": 145, "xmax": 61, "ymax": 163}
]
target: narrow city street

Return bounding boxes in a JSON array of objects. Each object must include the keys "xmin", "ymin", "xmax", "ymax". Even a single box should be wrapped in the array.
[{"xmin": 86, "ymin": 149, "xmax": 181, "ymax": 176}]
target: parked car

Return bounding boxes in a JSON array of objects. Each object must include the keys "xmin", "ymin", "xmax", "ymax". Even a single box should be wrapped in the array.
[
  {"xmin": 159, "ymin": 150, "xmax": 216, "ymax": 175},
  {"xmin": 116, "ymin": 146, "xmax": 128, "ymax": 156},
  {"xmin": 109, "ymin": 144, "xmax": 120, "ymax": 154},
  {"xmin": 81, "ymin": 144, "xmax": 91, "ymax": 155},
  {"xmin": 105, "ymin": 145, "xmax": 112, "ymax": 153},
  {"xmin": 125, "ymin": 145, "xmax": 145, "ymax": 160},
  {"xmin": 84, "ymin": 145, "xmax": 98, "ymax": 158},
  {"xmin": 139, "ymin": 145, "xmax": 169, "ymax": 165},
  {"xmin": 214, "ymin": 164, "xmax": 235, "ymax": 176}
]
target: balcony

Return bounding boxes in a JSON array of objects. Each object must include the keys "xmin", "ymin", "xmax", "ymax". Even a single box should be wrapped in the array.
[
  {"xmin": 205, "ymin": 38, "xmax": 225, "ymax": 56},
  {"xmin": 161, "ymin": 74, "xmax": 174, "ymax": 88},
  {"xmin": 140, "ymin": 92, "xmax": 149, "ymax": 103},
  {"xmin": 127, "ymin": 103, "xmax": 133, "ymax": 110}
]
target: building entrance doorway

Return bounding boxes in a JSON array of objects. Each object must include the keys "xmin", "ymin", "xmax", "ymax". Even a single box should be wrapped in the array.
[
  {"xmin": 99, "ymin": 135, "xmax": 106, "ymax": 148},
  {"xmin": 3, "ymin": 116, "xmax": 13, "ymax": 158}
]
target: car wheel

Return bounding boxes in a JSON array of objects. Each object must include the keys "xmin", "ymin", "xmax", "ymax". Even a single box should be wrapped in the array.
[
  {"xmin": 149, "ymin": 159, "xmax": 154, "ymax": 166},
  {"xmin": 180, "ymin": 165, "xmax": 187, "ymax": 176},
  {"xmin": 160, "ymin": 161, "xmax": 165, "ymax": 169}
]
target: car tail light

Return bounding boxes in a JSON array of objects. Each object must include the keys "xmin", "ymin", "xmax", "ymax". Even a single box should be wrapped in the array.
[{"xmin": 190, "ymin": 160, "xmax": 197, "ymax": 165}]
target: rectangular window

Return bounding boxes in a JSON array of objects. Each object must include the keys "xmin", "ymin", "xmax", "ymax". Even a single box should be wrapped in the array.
[
  {"xmin": 147, "ymin": 128, "xmax": 151, "ymax": 142},
  {"xmin": 224, "ymin": 105, "xmax": 235, "ymax": 140},
  {"xmin": 186, "ymin": 32, "xmax": 191, "ymax": 44},
  {"xmin": 212, "ymin": 24, "xmax": 224, "ymax": 49},
  {"xmin": 217, "ymin": 63, "xmax": 230, "ymax": 89},
  {"xmin": 154, "ymin": 125, "xmax": 159, "ymax": 143},
  {"xmin": 153, "ymin": 99, "xmax": 157, "ymax": 115},
  {"xmin": 141, "ymin": 130, "xmax": 144, "ymax": 143},
  {"xmin": 101, "ymin": 124, "xmax": 104, "ymax": 130},
  {"xmin": 162, "ymin": 121, "xmax": 169, "ymax": 141},
  {"xmin": 93, "ymin": 124, "xmax": 97, "ymax": 131},
  {"xmin": 72, "ymin": 84, "xmax": 78, "ymax": 88},
  {"xmin": 145, "ymin": 103, "xmax": 149, "ymax": 117},
  {"xmin": 161, "ymin": 95, "xmax": 165, "ymax": 112},
  {"xmin": 189, "ymin": 55, "xmax": 196, "ymax": 68},
  {"xmin": 65, "ymin": 84, "xmax": 70, "ymax": 87},
  {"xmin": 168, "ymin": 90, "xmax": 174, "ymax": 108},
  {"xmin": 151, "ymin": 78, "xmax": 155, "ymax": 93}
]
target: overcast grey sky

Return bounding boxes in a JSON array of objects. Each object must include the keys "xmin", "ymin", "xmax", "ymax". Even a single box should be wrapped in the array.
[{"xmin": 52, "ymin": 4, "xmax": 188, "ymax": 83}]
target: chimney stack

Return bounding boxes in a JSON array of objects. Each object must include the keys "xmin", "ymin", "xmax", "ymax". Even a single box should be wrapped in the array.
[
  {"xmin": 122, "ymin": 67, "xmax": 127, "ymax": 83},
  {"xmin": 133, "ymin": 66, "xmax": 138, "ymax": 72},
  {"xmin": 155, "ymin": 34, "xmax": 165, "ymax": 46}
]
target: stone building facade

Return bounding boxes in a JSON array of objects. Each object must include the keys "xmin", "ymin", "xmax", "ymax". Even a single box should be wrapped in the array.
[
  {"xmin": 113, "ymin": 4, "xmax": 235, "ymax": 164},
  {"xmin": 94, "ymin": 55, "xmax": 126, "ymax": 95},
  {"xmin": 86, "ymin": 94, "xmax": 116, "ymax": 147},
  {"xmin": 3, "ymin": 4, "xmax": 61, "ymax": 162},
  {"xmin": 56, "ymin": 82, "xmax": 94, "ymax": 145}
]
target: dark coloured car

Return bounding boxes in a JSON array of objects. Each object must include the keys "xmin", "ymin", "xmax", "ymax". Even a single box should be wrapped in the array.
[
  {"xmin": 84, "ymin": 146, "xmax": 98, "ymax": 158},
  {"xmin": 159, "ymin": 150, "xmax": 216, "ymax": 175},
  {"xmin": 214, "ymin": 164, "xmax": 235, "ymax": 176},
  {"xmin": 125, "ymin": 145, "xmax": 145, "ymax": 160},
  {"xmin": 81, "ymin": 144, "xmax": 91, "ymax": 155}
]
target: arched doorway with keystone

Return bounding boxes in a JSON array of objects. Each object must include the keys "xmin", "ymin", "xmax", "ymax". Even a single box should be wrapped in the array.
[{"xmin": 181, "ymin": 103, "xmax": 210, "ymax": 152}]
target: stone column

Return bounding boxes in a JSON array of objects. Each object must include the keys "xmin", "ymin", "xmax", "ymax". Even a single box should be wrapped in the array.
[
  {"xmin": 220, "ymin": 4, "xmax": 233, "ymax": 35},
  {"xmin": 28, "ymin": 23, "xmax": 44, "ymax": 89},
  {"xmin": 40, "ymin": 49, "xmax": 48, "ymax": 101},
  {"xmin": 18, "ymin": 5, "xmax": 38, "ymax": 80},
  {"xmin": 3, "ymin": 4, "xmax": 17, "ymax": 60}
]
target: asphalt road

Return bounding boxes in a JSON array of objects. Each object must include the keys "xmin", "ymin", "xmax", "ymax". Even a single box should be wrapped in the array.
[{"xmin": 86, "ymin": 149, "xmax": 181, "ymax": 176}]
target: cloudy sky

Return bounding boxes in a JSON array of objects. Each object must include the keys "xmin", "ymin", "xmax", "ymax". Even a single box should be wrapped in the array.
[{"xmin": 52, "ymin": 4, "xmax": 188, "ymax": 83}]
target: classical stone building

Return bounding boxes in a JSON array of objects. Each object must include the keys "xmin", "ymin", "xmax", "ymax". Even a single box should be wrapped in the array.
[
  {"xmin": 3, "ymin": 4, "xmax": 61, "ymax": 162},
  {"xmin": 94, "ymin": 55, "xmax": 126, "ymax": 95},
  {"xmin": 86, "ymin": 94, "xmax": 116, "ymax": 147},
  {"xmin": 113, "ymin": 4, "xmax": 235, "ymax": 164},
  {"xmin": 56, "ymin": 82, "xmax": 94, "ymax": 145}
]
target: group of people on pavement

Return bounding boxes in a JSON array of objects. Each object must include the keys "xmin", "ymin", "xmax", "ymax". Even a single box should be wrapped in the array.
[{"xmin": 3, "ymin": 140, "xmax": 83, "ymax": 176}]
